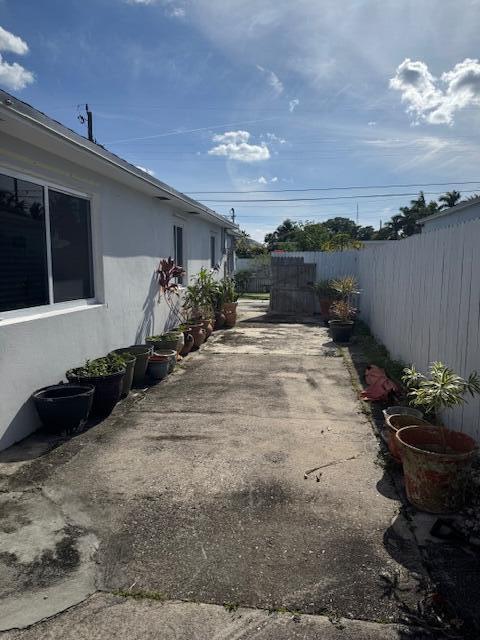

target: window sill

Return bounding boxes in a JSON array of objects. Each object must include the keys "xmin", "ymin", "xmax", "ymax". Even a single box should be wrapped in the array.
[{"xmin": 0, "ymin": 301, "xmax": 105, "ymax": 327}]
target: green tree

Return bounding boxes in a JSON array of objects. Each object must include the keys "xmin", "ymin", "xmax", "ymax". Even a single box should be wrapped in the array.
[
  {"xmin": 264, "ymin": 218, "xmax": 300, "ymax": 250},
  {"xmin": 439, "ymin": 190, "xmax": 461, "ymax": 209}
]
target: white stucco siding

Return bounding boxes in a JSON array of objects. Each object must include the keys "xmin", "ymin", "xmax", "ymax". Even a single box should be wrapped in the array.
[{"xmin": 0, "ymin": 133, "xmax": 228, "ymax": 449}]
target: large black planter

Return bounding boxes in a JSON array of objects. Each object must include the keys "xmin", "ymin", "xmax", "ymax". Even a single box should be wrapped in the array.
[
  {"xmin": 33, "ymin": 384, "xmax": 94, "ymax": 434},
  {"xmin": 115, "ymin": 345, "xmax": 151, "ymax": 387},
  {"xmin": 328, "ymin": 320, "xmax": 354, "ymax": 343},
  {"xmin": 110, "ymin": 351, "xmax": 136, "ymax": 397},
  {"xmin": 66, "ymin": 370, "xmax": 125, "ymax": 417}
]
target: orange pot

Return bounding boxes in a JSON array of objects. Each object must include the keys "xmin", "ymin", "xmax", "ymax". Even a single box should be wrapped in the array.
[
  {"xmin": 396, "ymin": 425, "xmax": 477, "ymax": 513},
  {"xmin": 385, "ymin": 415, "xmax": 431, "ymax": 463}
]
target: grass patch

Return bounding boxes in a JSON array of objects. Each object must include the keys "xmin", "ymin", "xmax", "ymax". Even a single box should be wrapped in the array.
[
  {"xmin": 353, "ymin": 320, "xmax": 406, "ymax": 385},
  {"xmin": 240, "ymin": 292, "xmax": 270, "ymax": 300},
  {"xmin": 223, "ymin": 601, "xmax": 239, "ymax": 612}
]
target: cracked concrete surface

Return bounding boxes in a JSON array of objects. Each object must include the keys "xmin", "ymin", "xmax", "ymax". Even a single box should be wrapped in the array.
[{"xmin": 0, "ymin": 300, "xmax": 435, "ymax": 638}]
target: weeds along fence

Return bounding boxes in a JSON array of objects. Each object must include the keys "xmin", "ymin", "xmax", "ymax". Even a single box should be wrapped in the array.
[{"xmin": 272, "ymin": 221, "xmax": 480, "ymax": 441}]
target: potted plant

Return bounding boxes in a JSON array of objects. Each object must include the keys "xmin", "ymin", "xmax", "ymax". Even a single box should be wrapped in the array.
[
  {"xmin": 147, "ymin": 354, "xmax": 170, "ymax": 381},
  {"xmin": 33, "ymin": 383, "xmax": 94, "ymax": 435},
  {"xmin": 180, "ymin": 332, "xmax": 194, "ymax": 356},
  {"xmin": 219, "ymin": 276, "xmax": 239, "ymax": 328},
  {"xmin": 110, "ymin": 350, "xmax": 136, "ymax": 398},
  {"xmin": 328, "ymin": 299, "xmax": 356, "ymax": 342},
  {"xmin": 114, "ymin": 345, "xmax": 151, "ymax": 387},
  {"xmin": 146, "ymin": 331, "xmax": 183, "ymax": 354},
  {"xmin": 66, "ymin": 354, "xmax": 126, "ymax": 417},
  {"xmin": 313, "ymin": 280, "xmax": 337, "ymax": 324},
  {"xmin": 396, "ymin": 362, "xmax": 480, "ymax": 513},
  {"xmin": 152, "ymin": 348, "xmax": 176, "ymax": 373}
]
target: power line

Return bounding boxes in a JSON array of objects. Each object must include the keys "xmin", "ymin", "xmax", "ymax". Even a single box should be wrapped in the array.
[
  {"xmin": 198, "ymin": 189, "xmax": 479, "ymax": 204},
  {"xmin": 186, "ymin": 180, "xmax": 480, "ymax": 195}
]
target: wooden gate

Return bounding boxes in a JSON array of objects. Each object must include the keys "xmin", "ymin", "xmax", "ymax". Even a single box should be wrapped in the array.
[{"xmin": 270, "ymin": 257, "xmax": 316, "ymax": 314}]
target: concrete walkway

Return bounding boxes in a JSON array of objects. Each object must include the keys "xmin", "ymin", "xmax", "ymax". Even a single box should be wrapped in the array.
[{"xmin": 0, "ymin": 300, "xmax": 436, "ymax": 638}]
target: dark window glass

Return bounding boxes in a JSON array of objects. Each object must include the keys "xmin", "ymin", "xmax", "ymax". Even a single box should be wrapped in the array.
[
  {"xmin": 174, "ymin": 225, "xmax": 183, "ymax": 284},
  {"xmin": 0, "ymin": 173, "xmax": 48, "ymax": 312},
  {"xmin": 48, "ymin": 189, "xmax": 94, "ymax": 302},
  {"xmin": 210, "ymin": 236, "xmax": 216, "ymax": 267}
]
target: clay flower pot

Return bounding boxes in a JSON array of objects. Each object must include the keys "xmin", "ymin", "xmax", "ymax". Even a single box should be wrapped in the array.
[
  {"xmin": 385, "ymin": 415, "xmax": 431, "ymax": 463},
  {"xmin": 189, "ymin": 323, "xmax": 206, "ymax": 348},
  {"xmin": 180, "ymin": 333, "xmax": 194, "ymax": 356},
  {"xmin": 396, "ymin": 425, "xmax": 478, "ymax": 513},
  {"xmin": 319, "ymin": 297, "xmax": 334, "ymax": 324},
  {"xmin": 214, "ymin": 311, "xmax": 226, "ymax": 330},
  {"xmin": 201, "ymin": 318, "xmax": 213, "ymax": 340},
  {"xmin": 223, "ymin": 302, "xmax": 238, "ymax": 328},
  {"xmin": 115, "ymin": 345, "xmax": 151, "ymax": 387}
]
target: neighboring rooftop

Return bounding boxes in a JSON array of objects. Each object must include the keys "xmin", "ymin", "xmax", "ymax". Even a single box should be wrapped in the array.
[{"xmin": 420, "ymin": 196, "xmax": 480, "ymax": 226}]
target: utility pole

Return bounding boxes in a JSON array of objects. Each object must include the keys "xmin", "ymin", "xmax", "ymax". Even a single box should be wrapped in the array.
[
  {"xmin": 230, "ymin": 207, "xmax": 236, "ymax": 224},
  {"xmin": 78, "ymin": 104, "xmax": 94, "ymax": 142}
]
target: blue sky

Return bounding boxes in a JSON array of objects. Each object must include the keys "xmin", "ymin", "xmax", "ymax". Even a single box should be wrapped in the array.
[{"xmin": 2, "ymin": 0, "xmax": 480, "ymax": 240}]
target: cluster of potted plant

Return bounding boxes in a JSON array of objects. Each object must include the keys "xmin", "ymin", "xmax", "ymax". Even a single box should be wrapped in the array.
[
  {"xmin": 32, "ymin": 260, "xmax": 241, "ymax": 437},
  {"xmin": 383, "ymin": 362, "xmax": 480, "ymax": 513},
  {"xmin": 313, "ymin": 276, "xmax": 359, "ymax": 342}
]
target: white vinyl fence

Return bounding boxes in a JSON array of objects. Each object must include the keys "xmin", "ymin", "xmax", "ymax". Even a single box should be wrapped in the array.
[{"xmin": 273, "ymin": 222, "xmax": 480, "ymax": 441}]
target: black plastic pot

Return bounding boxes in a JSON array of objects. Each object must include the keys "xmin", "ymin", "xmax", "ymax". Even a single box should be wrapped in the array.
[
  {"xmin": 33, "ymin": 384, "xmax": 94, "ymax": 434},
  {"xmin": 328, "ymin": 320, "xmax": 354, "ymax": 343},
  {"xmin": 66, "ymin": 369, "xmax": 125, "ymax": 417},
  {"xmin": 111, "ymin": 351, "xmax": 136, "ymax": 397},
  {"xmin": 115, "ymin": 345, "xmax": 151, "ymax": 386}
]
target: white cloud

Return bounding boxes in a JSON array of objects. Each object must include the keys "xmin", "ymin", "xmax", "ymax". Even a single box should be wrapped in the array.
[
  {"xmin": 289, "ymin": 98, "xmax": 299, "ymax": 112},
  {"xmin": 136, "ymin": 165, "xmax": 155, "ymax": 175},
  {"xmin": 0, "ymin": 27, "xmax": 33, "ymax": 91},
  {"xmin": 0, "ymin": 55, "xmax": 34, "ymax": 90},
  {"xmin": 0, "ymin": 26, "xmax": 29, "ymax": 55},
  {"xmin": 367, "ymin": 121, "xmax": 376, "ymax": 126},
  {"xmin": 271, "ymin": 176, "xmax": 278, "ymax": 182},
  {"xmin": 208, "ymin": 130, "xmax": 270, "ymax": 162},
  {"xmin": 126, "ymin": 0, "xmax": 186, "ymax": 16},
  {"xmin": 390, "ymin": 57, "xmax": 480, "ymax": 125},
  {"xmin": 256, "ymin": 64, "xmax": 284, "ymax": 96},
  {"xmin": 257, "ymin": 176, "xmax": 267, "ymax": 184}
]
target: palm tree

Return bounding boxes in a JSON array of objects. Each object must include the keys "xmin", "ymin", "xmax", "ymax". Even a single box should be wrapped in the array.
[{"xmin": 439, "ymin": 190, "xmax": 461, "ymax": 209}]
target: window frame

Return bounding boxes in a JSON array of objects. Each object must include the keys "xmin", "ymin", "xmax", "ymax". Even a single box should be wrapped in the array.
[
  {"xmin": 0, "ymin": 165, "xmax": 97, "ymax": 321},
  {"xmin": 173, "ymin": 223, "xmax": 185, "ymax": 285},
  {"xmin": 210, "ymin": 234, "xmax": 216, "ymax": 268}
]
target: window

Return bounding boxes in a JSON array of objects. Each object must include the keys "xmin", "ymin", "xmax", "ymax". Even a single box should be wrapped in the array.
[
  {"xmin": 0, "ymin": 170, "xmax": 94, "ymax": 313},
  {"xmin": 49, "ymin": 189, "xmax": 94, "ymax": 302},
  {"xmin": 210, "ymin": 235, "xmax": 216, "ymax": 268},
  {"xmin": 173, "ymin": 225, "xmax": 184, "ymax": 284}
]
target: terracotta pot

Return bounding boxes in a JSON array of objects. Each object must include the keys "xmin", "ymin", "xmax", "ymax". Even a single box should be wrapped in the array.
[
  {"xmin": 385, "ymin": 415, "xmax": 431, "ymax": 463},
  {"xmin": 180, "ymin": 333, "xmax": 194, "ymax": 356},
  {"xmin": 189, "ymin": 323, "xmax": 206, "ymax": 348},
  {"xmin": 396, "ymin": 425, "xmax": 478, "ymax": 513},
  {"xmin": 223, "ymin": 303, "xmax": 238, "ymax": 328},
  {"xmin": 319, "ymin": 297, "xmax": 333, "ymax": 321},
  {"xmin": 214, "ymin": 311, "xmax": 226, "ymax": 330},
  {"xmin": 201, "ymin": 318, "xmax": 213, "ymax": 339}
]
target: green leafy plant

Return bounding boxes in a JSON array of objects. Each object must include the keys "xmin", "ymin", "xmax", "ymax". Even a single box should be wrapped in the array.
[
  {"xmin": 234, "ymin": 270, "xmax": 251, "ymax": 294},
  {"xmin": 313, "ymin": 280, "xmax": 337, "ymax": 298},
  {"xmin": 68, "ymin": 353, "xmax": 125, "ymax": 378},
  {"xmin": 183, "ymin": 267, "xmax": 217, "ymax": 320},
  {"xmin": 402, "ymin": 362, "xmax": 480, "ymax": 417},
  {"xmin": 218, "ymin": 277, "xmax": 238, "ymax": 304},
  {"xmin": 330, "ymin": 275, "xmax": 359, "ymax": 298},
  {"xmin": 330, "ymin": 299, "xmax": 356, "ymax": 322}
]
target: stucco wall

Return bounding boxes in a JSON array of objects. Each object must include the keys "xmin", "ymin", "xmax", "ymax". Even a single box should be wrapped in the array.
[{"xmin": 0, "ymin": 134, "xmax": 228, "ymax": 450}]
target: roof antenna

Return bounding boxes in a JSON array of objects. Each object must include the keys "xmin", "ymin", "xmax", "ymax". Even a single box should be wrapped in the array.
[
  {"xmin": 77, "ymin": 103, "xmax": 95, "ymax": 142},
  {"xmin": 230, "ymin": 207, "xmax": 236, "ymax": 224}
]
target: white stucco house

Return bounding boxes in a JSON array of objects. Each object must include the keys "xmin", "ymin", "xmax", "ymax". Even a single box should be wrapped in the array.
[
  {"xmin": 0, "ymin": 90, "xmax": 239, "ymax": 450},
  {"xmin": 420, "ymin": 197, "xmax": 480, "ymax": 232}
]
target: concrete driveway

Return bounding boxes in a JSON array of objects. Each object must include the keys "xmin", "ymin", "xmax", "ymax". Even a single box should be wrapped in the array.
[{"xmin": 0, "ymin": 299, "xmax": 435, "ymax": 639}]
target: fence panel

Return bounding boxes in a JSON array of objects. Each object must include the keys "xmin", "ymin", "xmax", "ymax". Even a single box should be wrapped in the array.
[{"xmin": 274, "ymin": 224, "xmax": 480, "ymax": 440}]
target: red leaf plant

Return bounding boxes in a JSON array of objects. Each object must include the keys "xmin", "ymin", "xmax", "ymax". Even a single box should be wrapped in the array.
[{"xmin": 156, "ymin": 257, "xmax": 186, "ymax": 324}]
